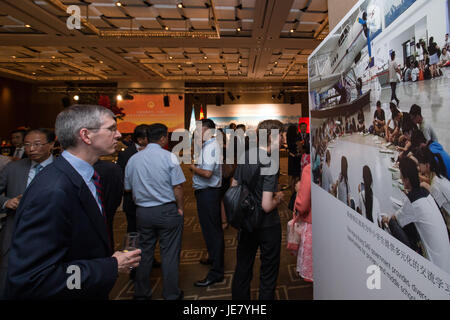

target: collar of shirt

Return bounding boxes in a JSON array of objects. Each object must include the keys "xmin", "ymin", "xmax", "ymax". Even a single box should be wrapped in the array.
[
  {"xmin": 146, "ymin": 143, "xmax": 163, "ymax": 150},
  {"xmin": 203, "ymin": 137, "xmax": 216, "ymax": 148},
  {"xmin": 61, "ymin": 150, "xmax": 94, "ymax": 185},
  {"xmin": 31, "ymin": 155, "xmax": 54, "ymax": 169}
]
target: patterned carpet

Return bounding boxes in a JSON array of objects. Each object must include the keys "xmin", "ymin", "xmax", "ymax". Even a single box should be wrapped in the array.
[{"xmin": 109, "ymin": 157, "xmax": 313, "ymax": 300}]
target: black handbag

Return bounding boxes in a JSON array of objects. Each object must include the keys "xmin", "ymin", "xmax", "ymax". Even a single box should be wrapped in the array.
[{"xmin": 223, "ymin": 164, "xmax": 262, "ymax": 232}]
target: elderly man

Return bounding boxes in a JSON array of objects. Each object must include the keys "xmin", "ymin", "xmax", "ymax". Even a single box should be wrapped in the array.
[
  {"xmin": 0, "ymin": 128, "xmax": 55, "ymax": 298},
  {"xmin": 125, "ymin": 123, "xmax": 185, "ymax": 300},
  {"xmin": 5, "ymin": 105, "xmax": 141, "ymax": 299}
]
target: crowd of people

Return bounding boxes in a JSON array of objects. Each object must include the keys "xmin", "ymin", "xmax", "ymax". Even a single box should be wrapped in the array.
[
  {"xmin": 312, "ymin": 100, "xmax": 450, "ymax": 271},
  {"xmin": 0, "ymin": 104, "xmax": 314, "ymax": 300}
]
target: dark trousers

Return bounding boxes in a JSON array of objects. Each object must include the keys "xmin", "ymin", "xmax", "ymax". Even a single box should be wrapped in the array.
[
  {"xmin": 232, "ymin": 224, "xmax": 281, "ymax": 300},
  {"xmin": 123, "ymin": 193, "xmax": 137, "ymax": 233},
  {"xmin": 390, "ymin": 82, "xmax": 399, "ymax": 103},
  {"xmin": 134, "ymin": 203, "xmax": 183, "ymax": 300},
  {"xmin": 195, "ymin": 187, "xmax": 224, "ymax": 280}
]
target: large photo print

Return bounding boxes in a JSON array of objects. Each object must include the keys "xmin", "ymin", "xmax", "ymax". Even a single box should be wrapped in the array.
[{"xmin": 310, "ymin": 0, "xmax": 450, "ymax": 298}]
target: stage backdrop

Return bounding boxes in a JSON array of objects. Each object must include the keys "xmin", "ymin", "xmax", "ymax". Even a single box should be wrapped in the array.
[
  {"xmin": 309, "ymin": 0, "xmax": 450, "ymax": 300},
  {"xmin": 207, "ymin": 103, "xmax": 302, "ymax": 129},
  {"xmin": 117, "ymin": 94, "xmax": 184, "ymax": 133}
]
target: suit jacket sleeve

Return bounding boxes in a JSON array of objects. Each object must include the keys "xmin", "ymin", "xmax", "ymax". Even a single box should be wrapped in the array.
[
  {"xmin": 0, "ymin": 164, "xmax": 11, "ymax": 209},
  {"xmin": 6, "ymin": 186, "xmax": 118, "ymax": 299}
]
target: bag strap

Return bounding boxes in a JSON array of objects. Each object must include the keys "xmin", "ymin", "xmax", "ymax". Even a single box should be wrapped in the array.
[{"xmin": 240, "ymin": 162, "xmax": 261, "ymax": 191}]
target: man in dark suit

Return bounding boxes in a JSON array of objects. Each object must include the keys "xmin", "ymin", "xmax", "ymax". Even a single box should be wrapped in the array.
[
  {"xmin": 5, "ymin": 105, "xmax": 141, "ymax": 299},
  {"xmin": 117, "ymin": 124, "xmax": 149, "ymax": 233},
  {"xmin": 9, "ymin": 129, "xmax": 27, "ymax": 160},
  {"xmin": 0, "ymin": 128, "xmax": 56, "ymax": 298},
  {"xmin": 93, "ymin": 160, "xmax": 124, "ymax": 250}
]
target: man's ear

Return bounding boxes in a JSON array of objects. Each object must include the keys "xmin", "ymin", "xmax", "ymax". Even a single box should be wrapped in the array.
[{"xmin": 79, "ymin": 128, "xmax": 92, "ymax": 145}]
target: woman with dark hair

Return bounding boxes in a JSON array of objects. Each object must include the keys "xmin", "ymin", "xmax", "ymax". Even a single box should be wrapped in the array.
[
  {"xmin": 286, "ymin": 124, "xmax": 301, "ymax": 192},
  {"xmin": 389, "ymin": 51, "xmax": 401, "ymax": 105},
  {"xmin": 335, "ymin": 156, "xmax": 350, "ymax": 206},
  {"xmin": 428, "ymin": 36, "xmax": 439, "ymax": 78},
  {"xmin": 382, "ymin": 157, "xmax": 450, "ymax": 270},
  {"xmin": 357, "ymin": 166, "xmax": 381, "ymax": 227},
  {"xmin": 415, "ymin": 146, "xmax": 450, "ymax": 234}
]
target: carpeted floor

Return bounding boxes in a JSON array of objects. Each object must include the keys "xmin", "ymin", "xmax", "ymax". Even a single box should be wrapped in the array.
[{"xmin": 109, "ymin": 156, "xmax": 313, "ymax": 300}]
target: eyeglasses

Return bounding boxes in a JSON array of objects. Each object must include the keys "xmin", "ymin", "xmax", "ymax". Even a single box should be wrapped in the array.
[
  {"xmin": 87, "ymin": 124, "xmax": 118, "ymax": 133},
  {"xmin": 24, "ymin": 142, "xmax": 50, "ymax": 148}
]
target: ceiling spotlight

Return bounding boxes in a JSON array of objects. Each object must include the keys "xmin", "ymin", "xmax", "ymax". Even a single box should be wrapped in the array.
[
  {"xmin": 177, "ymin": 3, "xmax": 183, "ymax": 8},
  {"xmin": 208, "ymin": 65, "xmax": 211, "ymax": 68},
  {"xmin": 41, "ymin": 65, "xmax": 45, "ymax": 68},
  {"xmin": 116, "ymin": 94, "xmax": 123, "ymax": 101},
  {"xmin": 203, "ymin": 56, "xmax": 208, "ymax": 60},
  {"xmin": 290, "ymin": 29, "xmax": 295, "ymax": 33},
  {"xmin": 178, "ymin": 64, "xmax": 182, "ymax": 68},
  {"xmin": 51, "ymin": 56, "xmax": 56, "ymax": 59},
  {"xmin": 73, "ymin": 95, "xmax": 79, "ymax": 101},
  {"xmin": 32, "ymin": 72, "xmax": 36, "ymax": 75},
  {"xmin": 12, "ymin": 56, "xmax": 16, "ymax": 59},
  {"xmin": 269, "ymin": 71, "xmax": 273, "ymax": 75},
  {"xmin": 236, "ymin": 27, "xmax": 241, "ymax": 32},
  {"xmin": 99, "ymin": 60, "xmax": 103, "ymax": 64},
  {"xmin": 25, "ymin": 24, "xmax": 31, "ymax": 28},
  {"xmin": 115, "ymin": 1, "xmax": 122, "ymax": 6},
  {"xmin": 165, "ymin": 26, "xmax": 169, "ymax": 31},
  {"xmin": 238, "ymin": 60, "xmax": 242, "ymax": 64},
  {"xmin": 274, "ymin": 61, "xmax": 278, "ymax": 65},
  {"xmin": 169, "ymin": 56, "xmax": 173, "ymax": 60}
]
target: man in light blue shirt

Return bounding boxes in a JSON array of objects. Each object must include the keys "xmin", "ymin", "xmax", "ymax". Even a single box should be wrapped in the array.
[
  {"xmin": 189, "ymin": 118, "xmax": 224, "ymax": 287},
  {"xmin": 125, "ymin": 123, "xmax": 185, "ymax": 300}
]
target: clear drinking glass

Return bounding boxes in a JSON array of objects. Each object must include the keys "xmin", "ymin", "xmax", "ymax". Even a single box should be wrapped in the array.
[{"xmin": 122, "ymin": 232, "xmax": 140, "ymax": 252}]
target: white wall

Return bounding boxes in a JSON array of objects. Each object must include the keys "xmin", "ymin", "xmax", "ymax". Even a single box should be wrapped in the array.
[
  {"xmin": 372, "ymin": 0, "xmax": 449, "ymax": 64},
  {"xmin": 415, "ymin": 16, "xmax": 427, "ymax": 44}
]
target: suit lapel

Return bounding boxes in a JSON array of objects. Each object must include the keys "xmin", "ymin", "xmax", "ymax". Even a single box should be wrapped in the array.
[
  {"xmin": 54, "ymin": 156, "xmax": 111, "ymax": 253},
  {"xmin": 18, "ymin": 159, "xmax": 32, "ymax": 192}
]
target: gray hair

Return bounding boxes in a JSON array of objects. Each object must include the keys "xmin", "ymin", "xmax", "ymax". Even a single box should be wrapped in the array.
[{"xmin": 55, "ymin": 104, "xmax": 115, "ymax": 149}]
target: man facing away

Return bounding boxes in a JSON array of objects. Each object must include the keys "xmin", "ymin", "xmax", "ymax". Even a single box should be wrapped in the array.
[
  {"xmin": 125, "ymin": 123, "xmax": 185, "ymax": 300},
  {"xmin": 5, "ymin": 105, "xmax": 141, "ymax": 299},
  {"xmin": 190, "ymin": 119, "xmax": 224, "ymax": 287}
]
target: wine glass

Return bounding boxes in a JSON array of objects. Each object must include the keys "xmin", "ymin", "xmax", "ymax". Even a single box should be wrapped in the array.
[{"xmin": 122, "ymin": 232, "xmax": 140, "ymax": 252}]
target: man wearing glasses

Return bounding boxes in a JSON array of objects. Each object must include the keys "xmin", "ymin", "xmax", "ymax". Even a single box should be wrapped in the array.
[
  {"xmin": 0, "ymin": 128, "xmax": 55, "ymax": 298},
  {"xmin": 4, "ymin": 105, "xmax": 141, "ymax": 299}
]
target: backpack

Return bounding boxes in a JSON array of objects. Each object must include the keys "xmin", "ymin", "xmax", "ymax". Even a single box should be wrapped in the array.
[{"xmin": 223, "ymin": 164, "xmax": 263, "ymax": 232}]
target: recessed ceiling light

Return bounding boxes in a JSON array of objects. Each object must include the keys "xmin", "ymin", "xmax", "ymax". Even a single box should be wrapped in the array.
[
  {"xmin": 165, "ymin": 26, "xmax": 169, "ymax": 31},
  {"xmin": 290, "ymin": 29, "xmax": 294, "ymax": 33},
  {"xmin": 12, "ymin": 56, "xmax": 16, "ymax": 59},
  {"xmin": 116, "ymin": 94, "xmax": 123, "ymax": 101},
  {"xmin": 208, "ymin": 65, "xmax": 211, "ymax": 68},
  {"xmin": 25, "ymin": 24, "xmax": 31, "ymax": 28},
  {"xmin": 51, "ymin": 56, "xmax": 56, "ymax": 59},
  {"xmin": 116, "ymin": 2, "xmax": 122, "ymax": 7},
  {"xmin": 169, "ymin": 56, "xmax": 173, "ymax": 60},
  {"xmin": 203, "ymin": 56, "xmax": 207, "ymax": 60},
  {"xmin": 269, "ymin": 71, "xmax": 273, "ymax": 75},
  {"xmin": 32, "ymin": 72, "xmax": 36, "ymax": 75},
  {"xmin": 41, "ymin": 65, "xmax": 45, "ymax": 68},
  {"xmin": 237, "ymin": 27, "xmax": 241, "ymax": 32},
  {"xmin": 99, "ymin": 60, "xmax": 103, "ymax": 64},
  {"xmin": 73, "ymin": 95, "xmax": 79, "ymax": 101},
  {"xmin": 238, "ymin": 60, "xmax": 242, "ymax": 64},
  {"xmin": 177, "ymin": 3, "xmax": 183, "ymax": 8},
  {"xmin": 178, "ymin": 64, "xmax": 182, "ymax": 68},
  {"xmin": 274, "ymin": 61, "xmax": 278, "ymax": 65}
]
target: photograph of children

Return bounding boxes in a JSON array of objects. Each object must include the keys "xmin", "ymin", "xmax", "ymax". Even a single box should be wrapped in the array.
[{"xmin": 309, "ymin": 0, "xmax": 450, "ymax": 273}]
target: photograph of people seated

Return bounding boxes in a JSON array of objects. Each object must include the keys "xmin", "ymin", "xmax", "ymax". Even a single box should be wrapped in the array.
[{"xmin": 309, "ymin": 0, "xmax": 450, "ymax": 274}]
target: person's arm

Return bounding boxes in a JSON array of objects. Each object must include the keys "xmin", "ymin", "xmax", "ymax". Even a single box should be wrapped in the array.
[
  {"xmin": 261, "ymin": 191, "xmax": 283, "ymax": 213},
  {"xmin": 189, "ymin": 165, "xmax": 213, "ymax": 179},
  {"xmin": 294, "ymin": 168, "xmax": 311, "ymax": 219},
  {"xmin": 173, "ymin": 183, "xmax": 184, "ymax": 215}
]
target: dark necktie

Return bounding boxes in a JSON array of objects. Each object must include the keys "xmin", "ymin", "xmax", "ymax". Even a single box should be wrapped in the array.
[{"xmin": 92, "ymin": 171, "xmax": 105, "ymax": 216}]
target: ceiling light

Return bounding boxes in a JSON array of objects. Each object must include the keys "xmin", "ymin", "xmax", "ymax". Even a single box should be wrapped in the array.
[
  {"xmin": 165, "ymin": 26, "xmax": 169, "ymax": 31},
  {"xmin": 208, "ymin": 65, "xmax": 211, "ymax": 68},
  {"xmin": 274, "ymin": 61, "xmax": 278, "ymax": 65},
  {"xmin": 269, "ymin": 71, "xmax": 273, "ymax": 75},
  {"xmin": 99, "ymin": 60, "xmax": 103, "ymax": 64},
  {"xmin": 237, "ymin": 27, "xmax": 241, "ymax": 32},
  {"xmin": 32, "ymin": 72, "xmax": 36, "ymax": 75},
  {"xmin": 25, "ymin": 24, "xmax": 31, "ymax": 28},
  {"xmin": 116, "ymin": 2, "xmax": 122, "ymax": 7},
  {"xmin": 178, "ymin": 64, "xmax": 182, "ymax": 68},
  {"xmin": 177, "ymin": 3, "xmax": 183, "ymax": 8},
  {"xmin": 203, "ymin": 56, "xmax": 207, "ymax": 60},
  {"xmin": 41, "ymin": 65, "xmax": 45, "ymax": 68},
  {"xmin": 116, "ymin": 94, "xmax": 123, "ymax": 101},
  {"xmin": 169, "ymin": 56, "xmax": 173, "ymax": 60},
  {"xmin": 238, "ymin": 60, "xmax": 241, "ymax": 64},
  {"xmin": 73, "ymin": 95, "xmax": 79, "ymax": 101},
  {"xmin": 51, "ymin": 56, "xmax": 56, "ymax": 59},
  {"xmin": 12, "ymin": 56, "xmax": 16, "ymax": 59},
  {"xmin": 290, "ymin": 29, "xmax": 294, "ymax": 33}
]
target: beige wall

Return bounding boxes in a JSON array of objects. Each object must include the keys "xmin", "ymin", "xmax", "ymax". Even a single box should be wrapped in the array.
[{"xmin": 327, "ymin": 0, "xmax": 358, "ymax": 31}]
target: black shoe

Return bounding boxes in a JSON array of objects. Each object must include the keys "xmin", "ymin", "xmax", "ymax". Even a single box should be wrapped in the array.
[
  {"xmin": 194, "ymin": 277, "xmax": 224, "ymax": 287},
  {"xmin": 199, "ymin": 258, "xmax": 213, "ymax": 265},
  {"xmin": 176, "ymin": 290, "xmax": 184, "ymax": 300},
  {"xmin": 153, "ymin": 259, "xmax": 161, "ymax": 268}
]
